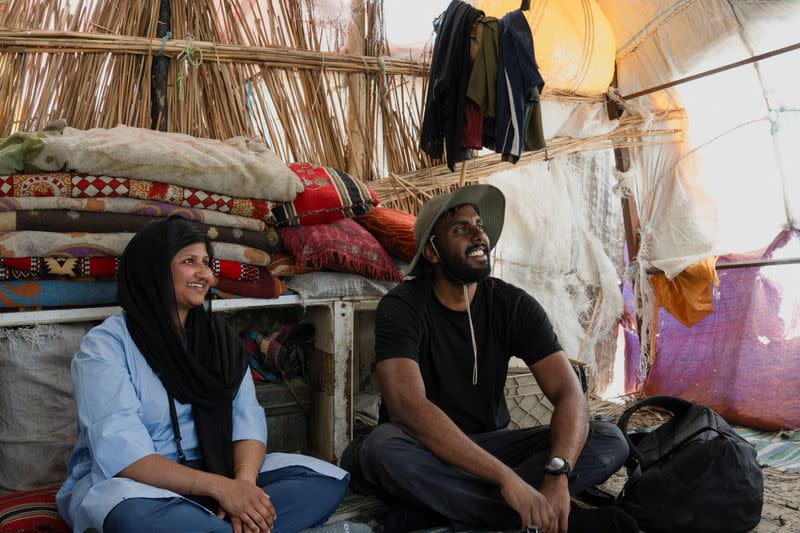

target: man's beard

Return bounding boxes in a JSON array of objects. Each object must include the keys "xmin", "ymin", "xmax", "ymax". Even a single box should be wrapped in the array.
[{"xmin": 437, "ymin": 245, "xmax": 491, "ymax": 284}]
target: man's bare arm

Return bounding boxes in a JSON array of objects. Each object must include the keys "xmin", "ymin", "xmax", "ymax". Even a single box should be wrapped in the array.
[
  {"xmin": 530, "ymin": 350, "xmax": 589, "ymax": 467},
  {"xmin": 529, "ymin": 350, "xmax": 589, "ymax": 533}
]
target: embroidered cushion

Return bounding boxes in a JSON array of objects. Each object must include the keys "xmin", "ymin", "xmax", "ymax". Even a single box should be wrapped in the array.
[
  {"xmin": 279, "ymin": 219, "xmax": 403, "ymax": 282},
  {"xmin": 0, "ymin": 485, "xmax": 70, "ymax": 533},
  {"xmin": 355, "ymin": 207, "xmax": 416, "ymax": 263},
  {"xmin": 272, "ymin": 164, "xmax": 378, "ymax": 227},
  {"xmin": 266, "ymin": 251, "xmax": 316, "ymax": 278}
]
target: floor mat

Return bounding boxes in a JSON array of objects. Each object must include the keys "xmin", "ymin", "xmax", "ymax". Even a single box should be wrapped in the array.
[{"xmin": 736, "ymin": 427, "xmax": 800, "ymax": 473}]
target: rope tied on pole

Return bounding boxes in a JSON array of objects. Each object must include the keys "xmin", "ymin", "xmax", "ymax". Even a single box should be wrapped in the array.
[
  {"xmin": 154, "ymin": 30, "xmax": 172, "ymax": 56},
  {"xmin": 177, "ymin": 33, "xmax": 203, "ymax": 102}
]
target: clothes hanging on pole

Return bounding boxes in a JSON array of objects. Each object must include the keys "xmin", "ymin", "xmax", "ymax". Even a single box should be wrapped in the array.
[
  {"xmin": 494, "ymin": 9, "xmax": 546, "ymax": 163},
  {"xmin": 461, "ymin": 18, "xmax": 487, "ymax": 151},
  {"xmin": 419, "ymin": 1, "xmax": 484, "ymax": 171},
  {"xmin": 462, "ymin": 100, "xmax": 484, "ymax": 150},
  {"xmin": 466, "ymin": 16, "xmax": 500, "ymax": 151}
]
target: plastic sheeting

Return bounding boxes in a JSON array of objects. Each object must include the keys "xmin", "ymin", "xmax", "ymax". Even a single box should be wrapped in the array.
[
  {"xmin": 599, "ymin": 2, "xmax": 800, "ymax": 411},
  {"xmin": 650, "ymin": 257, "xmax": 719, "ymax": 328},
  {"xmin": 474, "ymin": 0, "xmax": 615, "ymax": 94},
  {"xmin": 643, "ymin": 231, "xmax": 800, "ymax": 430}
]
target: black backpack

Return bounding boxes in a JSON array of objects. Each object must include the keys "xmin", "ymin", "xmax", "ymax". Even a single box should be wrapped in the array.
[{"xmin": 616, "ymin": 396, "xmax": 764, "ymax": 533}]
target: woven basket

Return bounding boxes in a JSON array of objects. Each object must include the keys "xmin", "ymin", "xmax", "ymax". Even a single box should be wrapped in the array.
[{"xmin": 504, "ymin": 361, "xmax": 588, "ymax": 429}]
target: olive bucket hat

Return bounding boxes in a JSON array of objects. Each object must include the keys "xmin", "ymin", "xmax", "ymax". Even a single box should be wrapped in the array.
[{"xmin": 406, "ymin": 184, "xmax": 506, "ymax": 277}]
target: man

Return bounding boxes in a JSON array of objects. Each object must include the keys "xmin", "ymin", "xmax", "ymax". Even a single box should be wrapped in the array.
[{"xmin": 348, "ymin": 185, "xmax": 632, "ymax": 533}]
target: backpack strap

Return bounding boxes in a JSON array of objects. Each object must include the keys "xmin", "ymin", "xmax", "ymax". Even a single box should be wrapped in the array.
[
  {"xmin": 615, "ymin": 463, "xmax": 642, "ymax": 504},
  {"xmin": 617, "ymin": 396, "xmax": 694, "ymax": 467}
]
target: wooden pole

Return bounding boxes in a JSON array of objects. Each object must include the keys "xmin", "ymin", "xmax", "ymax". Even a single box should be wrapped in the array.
[
  {"xmin": 150, "ymin": 0, "xmax": 170, "ymax": 131},
  {"xmin": 622, "ymin": 41, "xmax": 800, "ymax": 101},
  {"xmin": 345, "ymin": 2, "xmax": 367, "ymax": 178},
  {"xmin": 459, "ymin": 160, "xmax": 468, "ymax": 187},
  {"xmin": 606, "ymin": 70, "xmax": 639, "ymax": 260}
]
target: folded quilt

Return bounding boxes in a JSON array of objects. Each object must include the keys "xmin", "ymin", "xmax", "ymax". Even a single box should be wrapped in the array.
[
  {"xmin": 0, "ymin": 232, "xmax": 270, "ymax": 267},
  {"xmin": 0, "ymin": 196, "xmax": 267, "ymax": 232},
  {"xmin": 0, "ymin": 281, "xmax": 281, "ymax": 309},
  {"xmin": 0, "ymin": 256, "xmax": 268, "ymax": 282},
  {"xmin": 0, "ymin": 172, "xmax": 274, "ymax": 221},
  {"xmin": 0, "ymin": 280, "xmax": 117, "ymax": 308},
  {"xmin": 0, "ymin": 210, "xmax": 281, "ymax": 252},
  {"xmin": 0, "ymin": 125, "xmax": 302, "ymax": 201}
]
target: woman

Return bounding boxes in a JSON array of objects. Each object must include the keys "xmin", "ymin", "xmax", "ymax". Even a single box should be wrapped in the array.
[{"xmin": 56, "ymin": 217, "xmax": 349, "ymax": 533}]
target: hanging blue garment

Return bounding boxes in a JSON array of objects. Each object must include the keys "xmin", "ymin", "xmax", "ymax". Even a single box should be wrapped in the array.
[{"xmin": 495, "ymin": 10, "xmax": 545, "ymax": 163}]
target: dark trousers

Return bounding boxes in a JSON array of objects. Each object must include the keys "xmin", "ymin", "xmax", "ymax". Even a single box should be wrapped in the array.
[
  {"xmin": 358, "ymin": 421, "xmax": 629, "ymax": 530},
  {"xmin": 104, "ymin": 466, "xmax": 349, "ymax": 533}
]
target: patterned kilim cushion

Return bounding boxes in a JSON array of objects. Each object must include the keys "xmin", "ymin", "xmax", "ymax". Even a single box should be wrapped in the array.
[
  {"xmin": 272, "ymin": 164, "xmax": 379, "ymax": 227},
  {"xmin": 0, "ymin": 484, "xmax": 70, "ymax": 533}
]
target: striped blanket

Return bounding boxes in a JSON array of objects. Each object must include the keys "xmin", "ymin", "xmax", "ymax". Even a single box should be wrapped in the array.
[{"xmin": 0, "ymin": 210, "xmax": 281, "ymax": 252}]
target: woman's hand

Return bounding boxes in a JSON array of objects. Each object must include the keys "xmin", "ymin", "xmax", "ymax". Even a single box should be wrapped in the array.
[{"xmin": 210, "ymin": 476, "xmax": 276, "ymax": 533}]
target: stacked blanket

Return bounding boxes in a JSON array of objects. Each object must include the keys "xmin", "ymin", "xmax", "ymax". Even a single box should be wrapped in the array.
[
  {"xmin": 0, "ymin": 125, "xmax": 306, "ymax": 308},
  {"xmin": 0, "ymin": 124, "xmax": 416, "ymax": 308}
]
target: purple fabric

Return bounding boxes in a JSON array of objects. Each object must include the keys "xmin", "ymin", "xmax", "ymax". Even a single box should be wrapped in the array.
[
  {"xmin": 622, "ymin": 271, "xmax": 645, "ymax": 395},
  {"xmin": 624, "ymin": 328, "xmax": 643, "ymax": 395},
  {"xmin": 641, "ymin": 230, "xmax": 800, "ymax": 430}
]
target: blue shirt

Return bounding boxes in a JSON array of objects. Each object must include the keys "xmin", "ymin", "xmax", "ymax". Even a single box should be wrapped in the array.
[{"xmin": 56, "ymin": 313, "xmax": 345, "ymax": 532}]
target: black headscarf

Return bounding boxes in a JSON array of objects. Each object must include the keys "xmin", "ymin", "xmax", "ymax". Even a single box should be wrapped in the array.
[{"xmin": 117, "ymin": 216, "xmax": 249, "ymax": 482}]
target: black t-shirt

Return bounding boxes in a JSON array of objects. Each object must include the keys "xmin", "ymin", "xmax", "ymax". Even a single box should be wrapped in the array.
[{"xmin": 374, "ymin": 276, "xmax": 562, "ymax": 433}]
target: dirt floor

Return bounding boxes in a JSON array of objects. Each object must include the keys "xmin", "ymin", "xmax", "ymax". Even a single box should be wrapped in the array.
[{"xmin": 590, "ymin": 397, "xmax": 800, "ymax": 532}]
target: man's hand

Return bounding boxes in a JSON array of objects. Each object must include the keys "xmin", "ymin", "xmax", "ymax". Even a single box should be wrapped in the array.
[
  {"xmin": 212, "ymin": 477, "xmax": 275, "ymax": 533},
  {"xmin": 498, "ymin": 470, "xmax": 557, "ymax": 533},
  {"xmin": 538, "ymin": 475, "xmax": 570, "ymax": 533}
]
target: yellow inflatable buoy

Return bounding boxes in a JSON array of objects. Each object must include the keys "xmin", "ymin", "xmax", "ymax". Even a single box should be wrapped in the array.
[{"xmin": 475, "ymin": 0, "xmax": 615, "ymax": 94}]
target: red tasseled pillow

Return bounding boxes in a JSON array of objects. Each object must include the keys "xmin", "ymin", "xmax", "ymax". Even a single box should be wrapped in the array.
[{"xmin": 279, "ymin": 219, "xmax": 403, "ymax": 282}]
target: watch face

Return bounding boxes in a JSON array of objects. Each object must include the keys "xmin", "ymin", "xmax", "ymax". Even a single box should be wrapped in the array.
[{"xmin": 547, "ymin": 457, "xmax": 566, "ymax": 470}]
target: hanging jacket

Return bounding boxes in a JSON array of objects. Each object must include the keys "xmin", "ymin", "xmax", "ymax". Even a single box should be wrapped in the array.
[
  {"xmin": 466, "ymin": 16, "xmax": 500, "ymax": 150},
  {"xmin": 494, "ymin": 10, "xmax": 545, "ymax": 163},
  {"xmin": 419, "ymin": 1, "xmax": 484, "ymax": 171}
]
